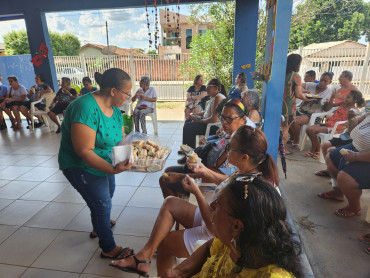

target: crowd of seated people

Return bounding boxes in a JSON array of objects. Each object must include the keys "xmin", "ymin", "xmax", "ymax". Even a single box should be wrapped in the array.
[{"xmin": 0, "ymin": 73, "xmax": 99, "ymax": 133}]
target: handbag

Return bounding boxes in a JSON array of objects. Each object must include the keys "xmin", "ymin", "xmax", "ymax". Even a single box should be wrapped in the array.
[
  {"xmin": 136, "ymin": 104, "xmax": 148, "ymax": 110},
  {"xmin": 193, "ymin": 141, "xmax": 217, "ymax": 166}
]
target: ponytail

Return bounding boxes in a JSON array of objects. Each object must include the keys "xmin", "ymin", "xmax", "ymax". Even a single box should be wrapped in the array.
[{"xmin": 258, "ymin": 154, "xmax": 279, "ymax": 186}]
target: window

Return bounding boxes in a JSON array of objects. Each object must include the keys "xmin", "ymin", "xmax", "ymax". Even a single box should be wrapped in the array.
[
  {"xmin": 185, "ymin": 29, "xmax": 193, "ymax": 49},
  {"xmin": 198, "ymin": 29, "xmax": 206, "ymax": 35}
]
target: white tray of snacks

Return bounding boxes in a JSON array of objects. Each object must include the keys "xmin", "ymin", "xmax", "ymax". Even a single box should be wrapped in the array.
[{"xmin": 113, "ymin": 132, "xmax": 175, "ymax": 172}]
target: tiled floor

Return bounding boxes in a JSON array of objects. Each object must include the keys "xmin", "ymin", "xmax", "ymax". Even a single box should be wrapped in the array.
[{"xmin": 0, "ymin": 120, "xmax": 184, "ymax": 278}]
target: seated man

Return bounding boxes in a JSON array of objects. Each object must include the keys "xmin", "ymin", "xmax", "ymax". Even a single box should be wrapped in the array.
[
  {"xmin": 132, "ymin": 75, "xmax": 157, "ymax": 134},
  {"xmin": 0, "ymin": 76, "xmax": 28, "ymax": 130},
  {"xmin": 318, "ymin": 112, "xmax": 370, "ymax": 217},
  {"xmin": 0, "ymin": 73, "xmax": 8, "ymax": 130},
  {"xmin": 47, "ymin": 77, "xmax": 77, "ymax": 133},
  {"xmin": 19, "ymin": 73, "xmax": 53, "ymax": 129}
]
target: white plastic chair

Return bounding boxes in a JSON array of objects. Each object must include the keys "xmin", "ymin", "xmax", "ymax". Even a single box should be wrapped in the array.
[
  {"xmin": 205, "ymin": 122, "xmax": 222, "ymax": 137},
  {"xmin": 29, "ymin": 92, "xmax": 55, "ymax": 131},
  {"xmin": 316, "ymin": 120, "xmax": 347, "ymax": 163},
  {"xmin": 298, "ymin": 107, "xmax": 338, "ymax": 151}
]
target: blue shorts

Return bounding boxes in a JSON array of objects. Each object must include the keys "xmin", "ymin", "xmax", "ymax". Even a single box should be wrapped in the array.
[{"xmin": 329, "ymin": 143, "xmax": 370, "ymax": 189}]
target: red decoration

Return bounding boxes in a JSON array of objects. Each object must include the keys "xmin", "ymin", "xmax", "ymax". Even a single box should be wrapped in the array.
[{"xmin": 31, "ymin": 42, "xmax": 49, "ymax": 67}]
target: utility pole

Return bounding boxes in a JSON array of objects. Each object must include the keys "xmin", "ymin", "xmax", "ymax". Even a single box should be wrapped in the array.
[{"xmin": 106, "ymin": 21, "xmax": 110, "ymax": 67}]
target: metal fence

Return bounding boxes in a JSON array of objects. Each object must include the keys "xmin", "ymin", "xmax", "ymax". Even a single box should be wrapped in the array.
[
  {"xmin": 290, "ymin": 45, "xmax": 370, "ymax": 99},
  {"xmin": 54, "ymin": 53, "xmax": 193, "ymax": 101}
]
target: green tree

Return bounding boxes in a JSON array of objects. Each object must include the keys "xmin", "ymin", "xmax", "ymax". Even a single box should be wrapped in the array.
[
  {"xmin": 180, "ymin": 2, "xmax": 235, "ymax": 89},
  {"xmin": 3, "ymin": 30, "xmax": 80, "ymax": 56},
  {"xmin": 289, "ymin": 0, "xmax": 370, "ymax": 49}
]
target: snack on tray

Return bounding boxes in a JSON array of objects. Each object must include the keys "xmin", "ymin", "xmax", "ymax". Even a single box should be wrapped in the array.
[
  {"xmin": 180, "ymin": 144, "xmax": 192, "ymax": 153},
  {"xmin": 339, "ymin": 149, "xmax": 349, "ymax": 155},
  {"xmin": 187, "ymin": 153, "xmax": 199, "ymax": 164},
  {"xmin": 131, "ymin": 140, "xmax": 170, "ymax": 169}
]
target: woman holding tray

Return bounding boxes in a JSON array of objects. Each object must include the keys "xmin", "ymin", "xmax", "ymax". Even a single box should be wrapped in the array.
[{"xmin": 58, "ymin": 68, "xmax": 134, "ymax": 260}]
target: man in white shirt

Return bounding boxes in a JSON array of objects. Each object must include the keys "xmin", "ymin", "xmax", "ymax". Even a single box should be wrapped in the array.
[{"xmin": 132, "ymin": 75, "xmax": 157, "ymax": 134}]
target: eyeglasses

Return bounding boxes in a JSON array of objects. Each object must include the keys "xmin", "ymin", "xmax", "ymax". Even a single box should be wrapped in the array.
[
  {"xmin": 117, "ymin": 89, "xmax": 131, "ymax": 98},
  {"xmin": 225, "ymin": 144, "xmax": 244, "ymax": 154},
  {"xmin": 219, "ymin": 114, "xmax": 241, "ymax": 124},
  {"xmin": 206, "ymin": 85, "xmax": 217, "ymax": 89}
]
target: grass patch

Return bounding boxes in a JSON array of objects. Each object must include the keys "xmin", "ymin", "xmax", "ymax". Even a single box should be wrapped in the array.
[{"xmin": 156, "ymin": 101, "xmax": 185, "ymax": 109}]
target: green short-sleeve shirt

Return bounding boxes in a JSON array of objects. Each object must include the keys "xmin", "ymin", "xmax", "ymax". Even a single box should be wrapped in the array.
[{"xmin": 58, "ymin": 93, "xmax": 123, "ymax": 176}]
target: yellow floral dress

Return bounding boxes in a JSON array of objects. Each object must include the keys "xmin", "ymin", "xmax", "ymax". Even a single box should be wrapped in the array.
[{"xmin": 192, "ymin": 238, "xmax": 293, "ymax": 278}]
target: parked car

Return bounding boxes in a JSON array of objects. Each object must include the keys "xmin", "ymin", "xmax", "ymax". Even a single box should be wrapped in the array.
[{"xmin": 56, "ymin": 67, "xmax": 84, "ymax": 84}]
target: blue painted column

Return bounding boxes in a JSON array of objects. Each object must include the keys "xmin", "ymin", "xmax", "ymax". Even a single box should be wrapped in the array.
[
  {"xmin": 263, "ymin": 0, "xmax": 293, "ymax": 161},
  {"xmin": 24, "ymin": 10, "xmax": 58, "ymax": 91},
  {"xmin": 233, "ymin": 0, "xmax": 259, "ymax": 89}
]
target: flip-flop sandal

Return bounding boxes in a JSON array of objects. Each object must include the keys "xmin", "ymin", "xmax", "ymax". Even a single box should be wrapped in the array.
[
  {"xmin": 90, "ymin": 220, "xmax": 116, "ymax": 239},
  {"xmin": 312, "ymin": 152, "xmax": 321, "ymax": 159},
  {"xmin": 334, "ymin": 208, "xmax": 361, "ymax": 217},
  {"xmin": 315, "ymin": 170, "xmax": 330, "ymax": 177},
  {"xmin": 110, "ymin": 255, "xmax": 151, "ymax": 278},
  {"xmin": 359, "ymin": 234, "xmax": 370, "ymax": 243},
  {"xmin": 366, "ymin": 247, "xmax": 370, "ymax": 255},
  {"xmin": 101, "ymin": 247, "xmax": 134, "ymax": 259},
  {"xmin": 317, "ymin": 192, "xmax": 345, "ymax": 201},
  {"xmin": 304, "ymin": 151, "xmax": 314, "ymax": 157}
]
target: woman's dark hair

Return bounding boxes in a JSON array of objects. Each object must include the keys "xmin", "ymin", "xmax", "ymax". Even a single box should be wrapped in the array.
[
  {"xmin": 233, "ymin": 125, "xmax": 279, "ymax": 186},
  {"xmin": 237, "ymin": 72, "xmax": 247, "ymax": 88},
  {"xmin": 286, "ymin": 54, "xmax": 302, "ymax": 74},
  {"xmin": 36, "ymin": 73, "xmax": 46, "ymax": 82},
  {"xmin": 94, "ymin": 68, "xmax": 131, "ymax": 95},
  {"xmin": 7, "ymin": 76, "xmax": 18, "ymax": 82},
  {"xmin": 348, "ymin": 90, "xmax": 365, "ymax": 108},
  {"xmin": 305, "ymin": 70, "xmax": 316, "ymax": 80},
  {"xmin": 224, "ymin": 177, "xmax": 301, "ymax": 277},
  {"xmin": 208, "ymin": 78, "xmax": 227, "ymax": 97},
  {"xmin": 82, "ymin": 76, "xmax": 92, "ymax": 83},
  {"xmin": 193, "ymin": 75, "xmax": 203, "ymax": 86},
  {"xmin": 321, "ymin": 72, "xmax": 333, "ymax": 81},
  {"xmin": 223, "ymin": 99, "xmax": 248, "ymax": 118}
]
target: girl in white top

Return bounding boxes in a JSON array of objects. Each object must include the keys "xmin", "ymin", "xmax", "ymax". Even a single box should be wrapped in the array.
[
  {"xmin": 110, "ymin": 125, "xmax": 279, "ymax": 277},
  {"xmin": 288, "ymin": 72, "xmax": 334, "ymax": 151},
  {"xmin": 182, "ymin": 79, "xmax": 226, "ymax": 149}
]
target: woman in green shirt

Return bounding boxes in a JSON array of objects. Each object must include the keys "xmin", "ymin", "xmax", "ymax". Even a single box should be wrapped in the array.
[{"xmin": 58, "ymin": 68, "xmax": 134, "ymax": 260}]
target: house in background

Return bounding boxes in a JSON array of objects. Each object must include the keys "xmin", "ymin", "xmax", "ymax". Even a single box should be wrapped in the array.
[
  {"xmin": 80, "ymin": 43, "xmax": 148, "ymax": 58},
  {"xmin": 158, "ymin": 9, "xmax": 214, "ymax": 57},
  {"xmin": 0, "ymin": 43, "xmax": 6, "ymax": 56}
]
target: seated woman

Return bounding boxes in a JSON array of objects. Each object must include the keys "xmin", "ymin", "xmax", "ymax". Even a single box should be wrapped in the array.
[
  {"xmin": 184, "ymin": 75, "xmax": 207, "ymax": 119},
  {"xmin": 304, "ymin": 90, "xmax": 365, "ymax": 159},
  {"xmin": 318, "ymin": 112, "xmax": 370, "ymax": 218},
  {"xmin": 241, "ymin": 89, "xmax": 261, "ymax": 124},
  {"xmin": 182, "ymin": 79, "xmax": 226, "ymax": 149},
  {"xmin": 163, "ymin": 176, "xmax": 301, "ymax": 278},
  {"xmin": 80, "ymin": 77, "xmax": 97, "ymax": 95},
  {"xmin": 109, "ymin": 125, "xmax": 279, "ymax": 277},
  {"xmin": 47, "ymin": 77, "xmax": 78, "ymax": 133},
  {"xmin": 0, "ymin": 76, "xmax": 28, "ymax": 130},
  {"xmin": 162, "ymin": 99, "xmax": 249, "ymax": 198},
  {"xmin": 132, "ymin": 75, "xmax": 157, "ymax": 134},
  {"xmin": 228, "ymin": 72, "xmax": 247, "ymax": 100},
  {"xmin": 19, "ymin": 73, "xmax": 53, "ymax": 128}
]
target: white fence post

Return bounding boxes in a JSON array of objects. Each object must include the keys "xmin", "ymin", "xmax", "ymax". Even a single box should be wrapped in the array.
[
  {"xmin": 359, "ymin": 44, "xmax": 370, "ymax": 94},
  {"xmin": 129, "ymin": 52, "xmax": 136, "ymax": 94},
  {"xmin": 80, "ymin": 54, "xmax": 87, "ymax": 77}
]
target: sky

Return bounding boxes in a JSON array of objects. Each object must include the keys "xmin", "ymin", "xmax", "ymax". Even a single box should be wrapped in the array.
[
  {"xmin": 0, "ymin": 5, "xmax": 192, "ymax": 52},
  {"xmin": 0, "ymin": 1, "xmax": 369, "ymax": 51}
]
